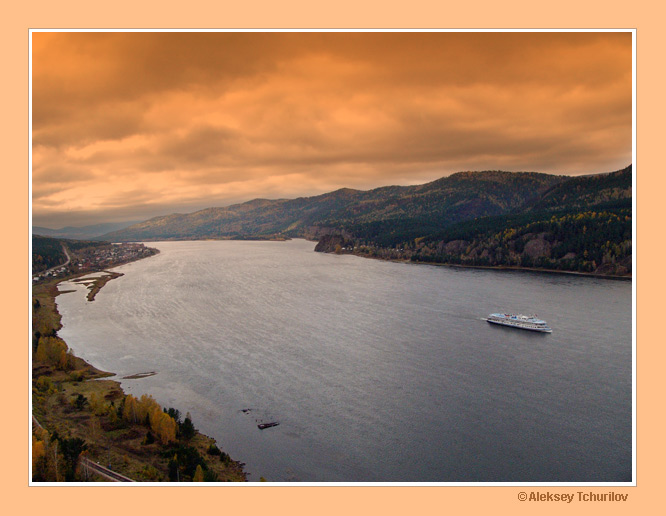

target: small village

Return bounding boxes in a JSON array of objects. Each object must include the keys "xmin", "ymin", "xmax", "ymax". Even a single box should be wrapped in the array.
[{"xmin": 32, "ymin": 242, "xmax": 158, "ymax": 282}]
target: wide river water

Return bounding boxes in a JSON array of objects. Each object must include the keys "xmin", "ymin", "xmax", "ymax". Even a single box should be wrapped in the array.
[{"xmin": 56, "ymin": 239, "xmax": 632, "ymax": 483}]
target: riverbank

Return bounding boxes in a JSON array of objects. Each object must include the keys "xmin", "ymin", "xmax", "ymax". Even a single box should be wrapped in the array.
[
  {"xmin": 409, "ymin": 259, "xmax": 633, "ymax": 281},
  {"xmin": 323, "ymin": 247, "xmax": 632, "ymax": 281},
  {"xmin": 31, "ymin": 255, "xmax": 248, "ymax": 482}
]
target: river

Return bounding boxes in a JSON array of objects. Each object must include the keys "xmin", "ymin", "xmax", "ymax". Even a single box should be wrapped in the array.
[{"xmin": 56, "ymin": 239, "xmax": 633, "ymax": 482}]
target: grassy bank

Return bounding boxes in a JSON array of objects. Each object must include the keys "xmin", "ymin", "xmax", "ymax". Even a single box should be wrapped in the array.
[{"xmin": 31, "ymin": 274, "xmax": 247, "ymax": 482}]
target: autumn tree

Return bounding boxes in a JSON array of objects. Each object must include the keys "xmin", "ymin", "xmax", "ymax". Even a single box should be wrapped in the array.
[
  {"xmin": 89, "ymin": 393, "xmax": 106, "ymax": 415},
  {"xmin": 123, "ymin": 394, "xmax": 139, "ymax": 424},
  {"xmin": 35, "ymin": 336, "xmax": 70, "ymax": 369},
  {"xmin": 149, "ymin": 407, "xmax": 177, "ymax": 444},
  {"xmin": 136, "ymin": 394, "xmax": 160, "ymax": 423},
  {"xmin": 107, "ymin": 402, "xmax": 119, "ymax": 426},
  {"xmin": 121, "ymin": 393, "xmax": 177, "ymax": 443},
  {"xmin": 32, "ymin": 435, "xmax": 46, "ymax": 481}
]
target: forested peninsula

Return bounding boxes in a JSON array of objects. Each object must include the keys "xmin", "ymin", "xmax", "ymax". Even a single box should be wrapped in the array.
[{"xmin": 100, "ymin": 166, "xmax": 632, "ymax": 277}]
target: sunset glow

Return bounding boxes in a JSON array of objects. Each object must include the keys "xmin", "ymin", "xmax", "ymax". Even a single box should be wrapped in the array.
[{"xmin": 31, "ymin": 31, "xmax": 633, "ymax": 228}]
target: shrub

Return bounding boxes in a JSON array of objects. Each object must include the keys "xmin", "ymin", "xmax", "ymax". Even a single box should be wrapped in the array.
[
  {"xmin": 207, "ymin": 443, "xmax": 222, "ymax": 456},
  {"xmin": 140, "ymin": 465, "xmax": 161, "ymax": 481}
]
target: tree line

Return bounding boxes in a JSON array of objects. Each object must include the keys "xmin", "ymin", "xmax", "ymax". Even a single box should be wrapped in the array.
[{"xmin": 410, "ymin": 207, "xmax": 631, "ymax": 274}]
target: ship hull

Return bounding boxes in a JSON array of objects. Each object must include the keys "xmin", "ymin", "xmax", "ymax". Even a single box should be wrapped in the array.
[{"xmin": 486, "ymin": 317, "xmax": 552, "ymax": 333}]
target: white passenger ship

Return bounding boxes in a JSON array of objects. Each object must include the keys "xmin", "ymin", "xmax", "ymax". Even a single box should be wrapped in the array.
[{"xmin": 486, "ymin": 313, "xmax": 552, "ymax": 333}]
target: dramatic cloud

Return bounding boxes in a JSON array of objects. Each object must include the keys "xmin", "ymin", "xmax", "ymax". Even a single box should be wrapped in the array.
[{"xmin": 32, "ymin": 31, "xmax": 632, "ymax": 228}]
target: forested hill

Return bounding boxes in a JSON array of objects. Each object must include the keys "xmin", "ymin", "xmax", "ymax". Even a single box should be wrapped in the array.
[
  {"xmin": 526, "ymin": 165, "xmax": 632, "ymax": 212},
  {"xmin": 100, "ymin": 165, "xmax": 632, "ymax": 276},
  {"xmin": 100, "ymin": 170, "xmax": 565, "ymax": 242},
  {"xmin": 32, "ymin": 235, "xmax": 69, "ymax": 273},
  {"xmin": 404, "ymin": 166, "xmax": 632, "ymax": 275},
  {"xmin": 32, "ymin": 235, "xmax": 107, "ymax": 274}
]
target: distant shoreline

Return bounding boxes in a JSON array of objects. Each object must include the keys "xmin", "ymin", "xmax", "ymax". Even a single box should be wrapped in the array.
[
  {"xmin": 127, "ymin": 237, "xmax": 632, "ymax": 281},
  {"xmin": 302, "ymin": 238, "xmax": 632, "ymax": 281},
  {"xmin": 397, "ymin": 257, "xmax": 632, "ymax": 281}
]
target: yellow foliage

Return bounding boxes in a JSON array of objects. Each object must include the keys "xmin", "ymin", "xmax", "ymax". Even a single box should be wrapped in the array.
[
  {"xmin": 35, "ymin": 336, "xmax": 69, "ymax": 369},
  {"xmin": 193, "ymin": 464, "xmax": 204, "ymax": 482},
  {"xmin": 136, "ymin": 394, "xmax": 161, "ymax": 423},
  {"xmin": 89, "ymin": 393, "xmax": 105, "ymax": 415},
  {"xmin": 32, "ymin": 437, "xmax": 45, "ymax": 479},
  {"xmin": 149, "ymin": 407, "xmax": 177, "ymax": 444},
  {"xmin": 504, "ymin": 228, "xmax": 516, "ymax": 240},
  {"xmin": 123, "ymin": 394, "xmax": 138, "ymax": 423},
  {"xmin": 123, "ymin": 394, "xmax": 176, "ymax": 443},
  {"xmin": 107, "ymin": 404, "xmax": 119, "ymax": 424},
  {"xmin": 58, "ymin": 349, "xmax": 68, "ymax": 370},
  {"xmin": 32, "ymin": 436, "xmax": 45, "ymax": 460},
  {"xmin": 35, "ymin": 343, "xmax": 47, "ymax": 363},
  {"xmin": 35, "ymin": 376, "xmax": 54, "ymax": 393}
]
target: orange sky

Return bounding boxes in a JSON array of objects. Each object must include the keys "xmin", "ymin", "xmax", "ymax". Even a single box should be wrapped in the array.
[{"xmin": 31, "ymin": 31, "xmax": 633, "ymax": 228}]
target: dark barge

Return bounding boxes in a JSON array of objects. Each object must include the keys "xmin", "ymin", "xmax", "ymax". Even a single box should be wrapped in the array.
[{"xmin": 257, "ymin": 422, "xmax": 279, "ymax": 430}]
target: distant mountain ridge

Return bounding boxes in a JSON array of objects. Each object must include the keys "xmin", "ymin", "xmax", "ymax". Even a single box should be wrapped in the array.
[
  {"xmin": 33, "ymin": 221, "xmax": 140, "ymax": 240},
  {"xmin": 100, "ymin": 166, "xmax": 632, "ymax": 276},
  {"xmin": 100, "ymin": 170, "xmax": 567, "ymax": 242}
]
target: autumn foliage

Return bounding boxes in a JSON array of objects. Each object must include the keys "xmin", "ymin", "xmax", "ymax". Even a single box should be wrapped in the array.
[
  {"xmin": 35, "ymin": 336, "xmax": 74, "ymax": 370},
  {"xmin": 122, "ymin": 394, "xmax": 177, "ymax": 444}
]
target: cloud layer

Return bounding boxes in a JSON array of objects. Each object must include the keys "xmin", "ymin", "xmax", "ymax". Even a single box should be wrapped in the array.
[{"xmin": 32, "ymin": 32, "xmax": 632, "ymax": 228}]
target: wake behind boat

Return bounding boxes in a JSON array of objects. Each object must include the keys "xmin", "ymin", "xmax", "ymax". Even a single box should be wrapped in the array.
[{"xmin": 486, "ymin": 313, "xmax": 552, "ymax": 333}]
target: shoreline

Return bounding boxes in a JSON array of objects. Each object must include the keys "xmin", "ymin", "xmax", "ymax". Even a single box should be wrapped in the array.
[
  {"xmin": 320, "ymin": 248, "xmax": 632, "ymax": 281},
  {"xmin": 405, "ymin": 258, "xmax": 632, "ymax": 281},
  {"xmin": 32, "ymin": 250, "xmax": 247, "ymax": 482}
]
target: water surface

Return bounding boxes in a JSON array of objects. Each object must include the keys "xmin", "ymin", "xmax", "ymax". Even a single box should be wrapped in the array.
[{"xmin": 57, "ymin": 239, "xmax": 632, "ymax": 482}]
